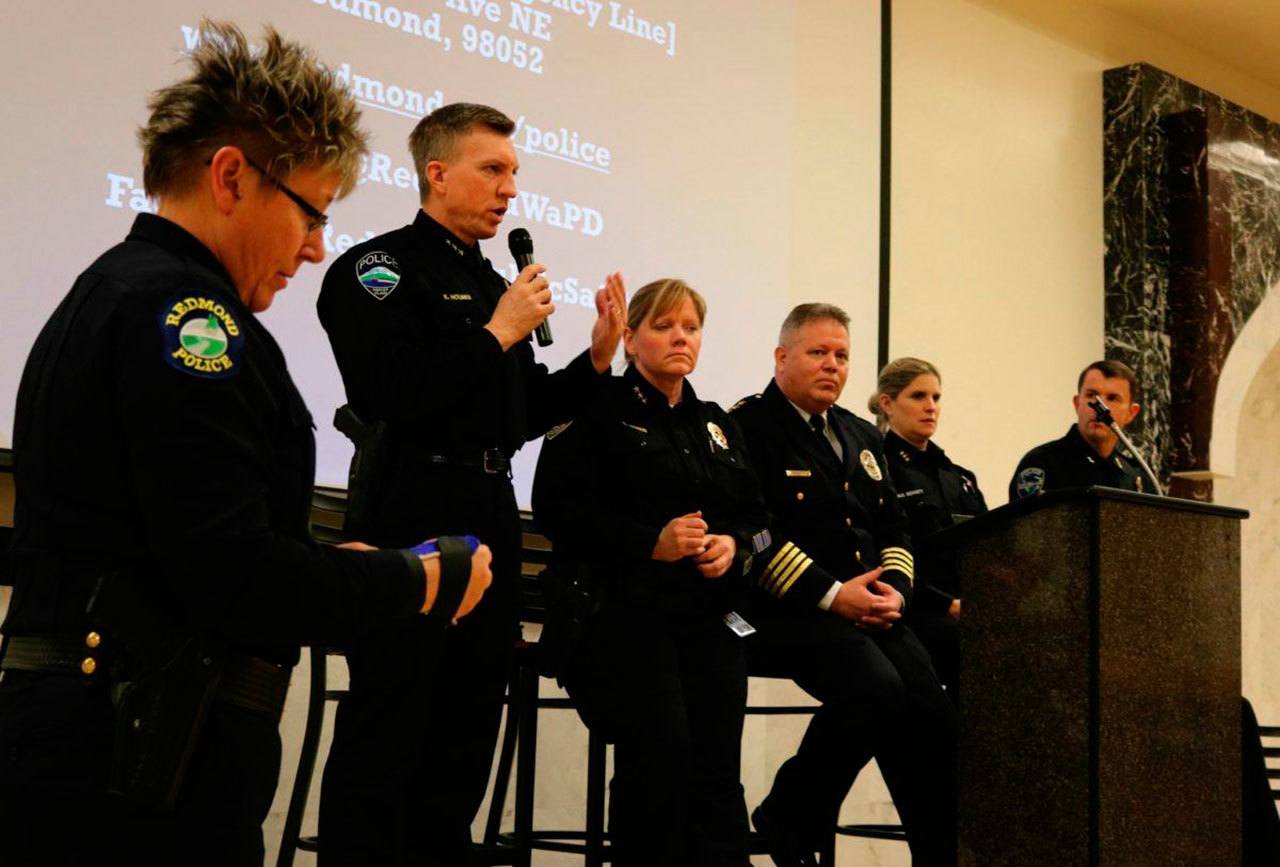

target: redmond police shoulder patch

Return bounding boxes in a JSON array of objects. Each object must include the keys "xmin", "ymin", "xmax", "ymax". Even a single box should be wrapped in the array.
[
  {"xmin": 1017, "ymin": 467, "xmax": 1046, "ymax": 497},
  {"xmin": 160, "ymin": 294, "xmax": 244, "ymax": 379},
  {"xmin": 356, "ymin": 251, "xmax": 401, "ymax": 300},
  {"xmin": 859, "ymin": 449, "xmax": 883, "ymax": 481}
]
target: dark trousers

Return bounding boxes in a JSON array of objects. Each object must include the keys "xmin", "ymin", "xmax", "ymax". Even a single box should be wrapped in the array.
[
  {"xmin": 572, "ymin": 605, "xmax": 750, "ymax": 867},
  {"xmin": 0, "ymin": 671, "xmax": 279, "ymax": 867},
  {"xmin": 320, "ymin": 469, "xmax": 520, "ymax": 866},
  {"xmin": 905, "ymin": 610, "xmax": 959, "ymax": 699},
  {"xmin": 747, "ymin": 609, "xmax": 957, "ymax": 866}
]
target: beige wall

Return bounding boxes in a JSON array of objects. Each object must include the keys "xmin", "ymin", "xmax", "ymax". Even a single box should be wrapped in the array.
[
  {"xmin": 891, "ymin": 0, "xmax": 1280, "ymax": 508},
  {"xmin": 887, "ymin": 0, "xmax": 1279, "ymax": 724}
]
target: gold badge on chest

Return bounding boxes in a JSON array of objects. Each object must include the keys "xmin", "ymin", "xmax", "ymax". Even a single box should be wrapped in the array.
[
  {"xmin": 859, "ymin": 449, "xmax": 883, "ymax": 481},
  {"xmin": 707, "ymin": 421, "xmax": 728, "ymax": 450}
]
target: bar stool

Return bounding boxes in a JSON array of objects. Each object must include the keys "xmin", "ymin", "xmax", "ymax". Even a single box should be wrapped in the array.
[
  {"xmin": 275, "ymin": 492, "xmax": 532, "ymax": 866},
  {"xmin": 480, "ymin": 517, "xmax": 840, "ymax": 865}
]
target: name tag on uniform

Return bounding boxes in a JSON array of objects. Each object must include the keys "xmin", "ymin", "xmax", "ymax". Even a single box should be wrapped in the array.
[
  {"xmin": 785, "ymin": 469, "xmax": 812, "ymax": 478},
  {"xmin": 722, "ymin": 610, "xmax": 756, "ymax": 638}
]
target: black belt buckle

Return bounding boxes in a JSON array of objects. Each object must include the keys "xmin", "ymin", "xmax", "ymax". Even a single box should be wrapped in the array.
[{"xmin": 482, "ymin": 449, "xmax": 508, "ymax": 475}]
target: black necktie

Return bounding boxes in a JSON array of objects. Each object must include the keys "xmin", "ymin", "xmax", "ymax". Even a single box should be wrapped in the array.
[{"xmin": 810, "ymin": 414, "xmax": 838, "ymax": 460}]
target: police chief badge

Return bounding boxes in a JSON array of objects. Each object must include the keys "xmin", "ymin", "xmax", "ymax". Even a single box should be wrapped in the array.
[
  {"xmin": 859, "ymin": 449, "xmax": 883, "ymax": 481},
  {"xmin": 161, "ymin": 294, "xmax": 244, "ymax": 379},
  {"xmin": 707, "ymin": 422, "xmax": 729, "ymax": 451},
  {"xmin": 356, "ymin": 251, "xmax": 401, "ymax": 300}
]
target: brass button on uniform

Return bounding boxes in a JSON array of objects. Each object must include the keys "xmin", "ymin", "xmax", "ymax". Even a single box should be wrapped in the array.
[
  {"xmin": 796, "ymin": 492, "xmax": 805, "ymax": 501},
  {"xmin": 845, "ymin": 517, "xmax": 852, "ymax": 527},
  {"xmin": 85, "ymin": 632, "xmax": 101, "ymax": 649},
  {"xmin": 80, "ymin": 657, "xmax": 97, "ymax": 676},
  {"xmin": 843, "ymin": 482, "xmax": 849, "ymax": 492}
]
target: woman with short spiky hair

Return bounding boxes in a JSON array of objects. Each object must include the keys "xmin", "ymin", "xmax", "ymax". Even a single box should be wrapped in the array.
[{"xmin": 0, "ymin": 20, "xmax": 490, "ymax": 866}]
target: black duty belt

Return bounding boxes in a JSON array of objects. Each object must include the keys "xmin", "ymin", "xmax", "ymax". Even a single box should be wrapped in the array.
[
  {"xmin": 428, "ymin": 448, "xmax": 511, "ymax": 475},
  {"xmin": 0, "ymin": 635, "xmax": 290, "ymax": 721}
]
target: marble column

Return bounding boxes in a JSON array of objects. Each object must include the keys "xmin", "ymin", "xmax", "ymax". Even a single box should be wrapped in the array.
[{"xmin": 1103, "ymin": 64, "xmax": 1280, "ymax": 499}]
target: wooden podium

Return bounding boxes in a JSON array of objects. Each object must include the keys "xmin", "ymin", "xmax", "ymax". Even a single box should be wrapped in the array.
[{"xmin": 937, "ymin": 487, "xmax": 1247, "ymax": 866}]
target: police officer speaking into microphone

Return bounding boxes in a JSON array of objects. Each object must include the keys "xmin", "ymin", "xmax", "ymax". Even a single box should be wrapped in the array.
[
  {"xmin": 316, "ymin": 102, "xmax": 626, "ymax": 864},
  {"xmin": 1008, "ymin": 359, "xmax": 1156, "ymax": 499},
  {"xmin": 0, "ymin": 22, "xmax": 490, "ymax": 867}
]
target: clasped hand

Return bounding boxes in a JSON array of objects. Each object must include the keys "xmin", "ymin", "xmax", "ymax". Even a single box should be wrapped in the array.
[
  {"xmin": 830, "ymin": 566, "xmax": 902, "ymax": 631},
  {"xmin": 651, "ymin": 510, "xmax": 736, "ymax": 579}
]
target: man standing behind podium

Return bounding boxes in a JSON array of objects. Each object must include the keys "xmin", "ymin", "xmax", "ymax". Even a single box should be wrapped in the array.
[
  {"xmin": 1008, "ymin": 360, "xmax": 1280, "ymax": 862},
  {"xmin": 316, "ymin": 103, "xmax": 625, "ymax": 865},
  {"xmin": 1008, "ymin": 359, "xmax": 1156, "ymax": 499}
]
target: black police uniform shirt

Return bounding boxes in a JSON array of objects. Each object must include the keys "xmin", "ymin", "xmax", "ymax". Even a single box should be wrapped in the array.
[
  {"xmin": 532, "ymin": 365, "xmax": 773, "ymax": 622},
  {"xmin": 1009, "ymin": 424, "xmax": 1158, "ymax": 502},
  {"xmin": 3, "ymin": 214, "xmax": 426, "ymax": 664},
  {"xmin": 729, "ymin": 381, "xmax": 915, "ymax": 612},
  {"xmin": 316, "ymin": 210, "xmax": 606, "ymax": 539},
  {"xmin": 882, "ymin": 429, "xmax": 987, "ymax": 613}
]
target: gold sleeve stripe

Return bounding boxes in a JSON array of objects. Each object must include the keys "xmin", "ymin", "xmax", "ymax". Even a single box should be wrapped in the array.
[
  {"xmin": 880, "ymin": 546, "xmax": 914, "ymax": 586},
  {"xmin": 762, "ymin": 543, "xmax": 802, "ymax": 590},
  {"xmin": 763, "ymin": 547, "xmax": 806, "ymax": 594},
  {"xmin": 880, "ymin": 550, "xmax": 911, "ymax": 571},
  {"xmin": 773, "ymin": 552, "xmax": 812, "ymax": 593},
  {"xmin": 774, "ymin": 555, "xmax": 813, "ymax": 597}
]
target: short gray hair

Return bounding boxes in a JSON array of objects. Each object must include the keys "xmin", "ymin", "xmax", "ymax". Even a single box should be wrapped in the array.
[{"xmin": 778, "ymin": 303, "xmax": 850, "ymax": 347}]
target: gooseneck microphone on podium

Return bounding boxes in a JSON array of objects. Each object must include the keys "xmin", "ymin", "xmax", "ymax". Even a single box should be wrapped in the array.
[
  {"xmin": 1087, "ymin": 396, "xmax": 1165, "ymax": 496},
  {"xmin": 508, "ymin": 228, "xmax": 552, "ymax": 347}
]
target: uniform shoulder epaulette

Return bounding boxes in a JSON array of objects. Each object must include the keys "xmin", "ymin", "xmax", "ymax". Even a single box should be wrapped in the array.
[{"xmin": 729, "ymin": 393, "xmax": 762, "ymax": 413}]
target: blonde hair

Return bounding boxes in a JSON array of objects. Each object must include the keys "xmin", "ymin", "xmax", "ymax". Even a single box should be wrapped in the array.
[
  {"xmin": 867, "ymin": 357, "xmax": 941, "ymax": 432},
  {"xmin": 625, "ymin": 279, "xmax": 707, "ymax": 362},
  {"xmin": 138, "ymin": 20, "xmax": 368, "ymax": 199}
]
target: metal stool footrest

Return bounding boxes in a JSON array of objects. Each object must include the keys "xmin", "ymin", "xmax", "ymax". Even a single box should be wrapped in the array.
[{"xmin": 835, "ymin": 821, "xmax": 907, "ymax": 840}]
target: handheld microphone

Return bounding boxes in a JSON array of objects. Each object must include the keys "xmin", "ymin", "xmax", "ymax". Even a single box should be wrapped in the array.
[
  {"xmin": 507, "ymin": 228, "xmax": 552, "ymax": 347},
  {"xmin": 1087, "ymin": 396, "xmax": 1164, "ymax": 496}
]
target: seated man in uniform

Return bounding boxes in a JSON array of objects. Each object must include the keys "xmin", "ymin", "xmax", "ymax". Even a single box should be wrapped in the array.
[
  {"xmin": 730, "ymin": 303, "xmax": 956, "ymax": 867},
  {"xmin": 1008, "ymin": 359, "xmax": 1156, "ymax": 499}
]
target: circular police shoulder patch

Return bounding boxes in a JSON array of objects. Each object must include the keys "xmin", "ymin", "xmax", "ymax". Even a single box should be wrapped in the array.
[
  {"xmin": 356, "ymin": 251, "xmax": 401, "ymax": 300},
  {"xmin": 1017, "ymin": 467, "xmax": 1046, "ymax": 497},
  {"xmin": 159, "ymin": 294, "xmax": 244, "ymax": 379}
]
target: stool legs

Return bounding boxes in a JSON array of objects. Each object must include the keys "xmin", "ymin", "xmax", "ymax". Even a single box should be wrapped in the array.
[{"xmin": 275, "ymin": 646, "xmax": 328, "ymax": 867}]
